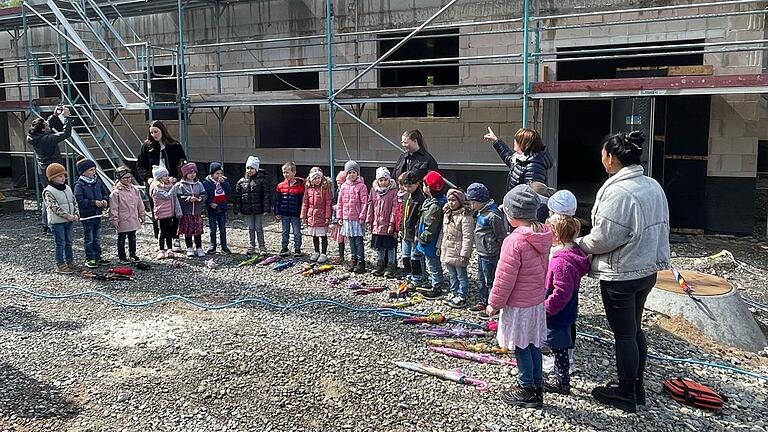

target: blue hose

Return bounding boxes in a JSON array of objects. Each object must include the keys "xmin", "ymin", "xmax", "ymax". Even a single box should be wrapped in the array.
[{"xmin": 2, "ymin": 284, "xmax": 765, "ymax": 382}]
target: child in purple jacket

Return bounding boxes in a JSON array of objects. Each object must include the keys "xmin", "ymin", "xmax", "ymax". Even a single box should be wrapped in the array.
[{"xmin": 542, "ymin": 200, "xmax": 590, "ymax": 395}]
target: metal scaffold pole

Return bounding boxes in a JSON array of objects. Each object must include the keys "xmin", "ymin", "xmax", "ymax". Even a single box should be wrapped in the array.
[
  {"xmin": 178, "ymin": 0, "xmax": 190, "ymax": 156},
  {"xmin": 522, "ymin": 0, "xmax": 530, "ymax": 127},
  {"xmin": 326, "ymin": 0, "xmax": 335, "ymax": 184}
]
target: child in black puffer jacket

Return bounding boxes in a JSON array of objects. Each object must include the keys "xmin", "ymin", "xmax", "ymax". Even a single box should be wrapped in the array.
[{"xmin": 233, "ymin": 156, "xmax": 273, "ymax": 254}]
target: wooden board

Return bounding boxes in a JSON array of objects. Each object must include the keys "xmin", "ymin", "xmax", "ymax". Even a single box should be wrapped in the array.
[
  {"xmin": 668, "ymin": 65, "xmax": 714, "ymax": 76},
  {"xmin": 655, "ymin": 270, "xmax": 732, "ymax": 296}
]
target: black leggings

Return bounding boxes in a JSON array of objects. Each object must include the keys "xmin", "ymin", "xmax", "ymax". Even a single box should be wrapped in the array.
[
  {"xmin": 185, "ymin": 235, "xmax": 202, "ymax": 249},
  {"xmin": 158, "ymin": 218, "xmax": 177, "ymax": 250},
  {"xmin": 600, "ymin": 273, "xmax": 657, "ymax": 382},
  {"xmin": 117, "ymin": 231, "xmax": 137, "ymax": 259},
  {"xmin": 312, "ymin": 236, "xmax": 328, "ymax": 254}
]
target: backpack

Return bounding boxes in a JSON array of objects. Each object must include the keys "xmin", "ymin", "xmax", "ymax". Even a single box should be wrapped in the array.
[{"xmin": 662, "ymin": 378, "xmax": 726, "ymax": 412}]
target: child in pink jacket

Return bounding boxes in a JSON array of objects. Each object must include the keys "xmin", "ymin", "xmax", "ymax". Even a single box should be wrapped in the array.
[
  {"xmin": 301, "ymin": 167, "xmax": 333, "ymax": 263},
  {"xmin": 366, "ymin": 167, "xmax": 398, "ymax": 278},
  {"xmin": 149, "ymin": 165, "xmax": 176, "ymax": 260},
  {"xmin": 337, "ymin": 160, "xmax": 368, "ymax": 273},
  {"xmin": 487, "ymin": 184, "xmax": 552, "ymax": 409},
  {"xmin": 109, "ymin": 166, "xmax": 146, "ymax": 263}
]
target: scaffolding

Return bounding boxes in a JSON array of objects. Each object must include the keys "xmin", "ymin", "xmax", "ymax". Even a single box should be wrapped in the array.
[{"xmin": 1, "ymin": 0, "xmax": 767, "ymax": 191}]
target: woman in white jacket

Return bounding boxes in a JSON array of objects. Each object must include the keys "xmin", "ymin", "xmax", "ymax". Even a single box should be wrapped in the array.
[{"xmin": 577, "ymin": 131, "xmax": 670, "ymax": 413}]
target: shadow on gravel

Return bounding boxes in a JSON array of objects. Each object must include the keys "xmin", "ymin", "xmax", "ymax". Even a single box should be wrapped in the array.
[
  {"xmin": 0, "ymin": 305, "xmax": 83, "ymax": 333},
  {"xmin": 0, "ymin": 362, "xmax": 80, "ymax": 419}
]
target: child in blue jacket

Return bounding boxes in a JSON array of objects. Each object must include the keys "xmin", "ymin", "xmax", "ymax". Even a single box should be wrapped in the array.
[
  {"xmin": 74, "ymin": 157, "xmax": 111, "ymax": 268},
  {"xmin": 202, "ymin": 162, "xmax": 232, "ymax": 254}
]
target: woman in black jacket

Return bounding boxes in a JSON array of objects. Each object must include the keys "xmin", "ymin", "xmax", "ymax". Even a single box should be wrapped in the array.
[
  {"xmin": 393, "ymin": 129, "xmax": 439, "ymax": 181},
  {"xmin": 484, "ymin": 126, "xmax": 553, "ymax": 191}
]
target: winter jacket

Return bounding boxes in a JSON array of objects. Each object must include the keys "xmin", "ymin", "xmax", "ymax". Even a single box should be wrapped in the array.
[
  {"xmin": 301, "ymin": 178, "xmax": 333, "ymax": 228},
  {"xmin": 440, "ymin": 206, "xmax": 475, "ymax": 267},
  {"xmin": 275, "ymin": 177, "xmax": 305, "ymax": 217},
  {"xmin": 26, "ymin": 115, "xmax": 71, "ymax": 169},
  {"xmin": 366, "ymin": 179, "xmax": 398, "ymax": 235},
  {"xmin": 577, "ymin": 165, "xmax": 671, "ymax": 281},
  {"xmin": 488, "ymin": 224, "xmax": 553, "ymax": 310},
  {"xmin": 135, "ymin": 141, "xmax": 187, "ymax": 183},
  {"xmin": 337, "ymin": 176, "xmax": 368, "ymax": 223},
  {"xmin": 394, "ymin": 193, "xmax": 405, "ymax": 235},
  {"xmin": 149, "ymin": 180, "xmax": 176, "ymax": 220},
  {"xmin": 493, "ymin": 139, "xmax": 553, "ymax": 191},
  {"xmin": 43, "ymin": 184, "xmax": 79, "ymax": 225},
  {"xmin": 474, "ymin": 200, "xmax": 507, "ymax": 257},
  {"xmin": 74, "ymin": 176, "xmax": 110, "ymax": 220},
  {"xmin": 202, "ymin": 176, "xmax": 232, "ymax": 212},
  {"xmin": 400, "ymin": 189, "xmax": 425, "ymax": 242},
  {"xmin": 172, "ymin": 180, "xmax": 208, "ymax": 217},
  {"xmin": 545, "ymin": 245, "xmax": 590, "ymax": 329},
  {"xmin": 393, "ymin": 147, "xmax": 439, "ymax": 181},
  {"xmin": 233, "ymin": 170, "xmax": 273, "ymax": 215},
  {"xmin": 416, "ymin": 193, "xmax": 447, "ymax": 257},
  {"xmin": 109, "ymin": 182, "xmax": 145, "ymax": 233}
]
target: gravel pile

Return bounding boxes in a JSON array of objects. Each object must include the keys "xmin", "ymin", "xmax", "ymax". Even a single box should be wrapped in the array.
[{"xmin": 0, "ymin": 203, "xmax": 766, "ymax": 431}]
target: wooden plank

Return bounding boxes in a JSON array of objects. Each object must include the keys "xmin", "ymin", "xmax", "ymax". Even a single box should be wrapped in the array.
[
  {"xmin": 655, "ymin": 270, "xmax": 732, "ymax": 296},
  {"xmin": 668, "ymin": 65, "xmax": 714, "ymax": 76},
  {"xmin": 533, "ymin": 73, "xmax": 768, "ymax": 93}
]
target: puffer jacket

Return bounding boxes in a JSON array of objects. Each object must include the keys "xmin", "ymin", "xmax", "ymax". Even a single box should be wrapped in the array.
[
  {"xmin": 275, "ymin": 177, "xmax": 305, "ymax": 217},
  {"xmin": 202, "ymin": 176, "xmax": 232, "ymax": 212},
  {"xmin": 545, "ymin": 245, "xmax": 590, "ymax": 329},
  {"xmin": 150, "ymin": 180, "xmax": 176, "ymax": 220},
  {"xmin": 172, "ymin": 180, "xmax": 208, "ymax": 216},
  {"xmin": 416, "ymin": 193, "xmax": 447, "ymax": 257},
  {"xmin": 493, "ymin": 139, "xmax": 553, "ymax": 191},
  {"xmin": 488, "ymin": 224, "xmax": 553, "ymax": 310},
  {"xmin": 109, "ymin": 181, "xmax": 145, "ymax": 233},
  {"xmin": 440, "ymin": 206, "xmax": 475, "ymax": 267},
  {"xmin": 337, "ymin": 176, "xmax": 368, "ymax": 223},
  {"xmin": 233, "ymin": 170, "xmax": 273, "ymax": 215},
  {"xmin": 400, "ymin": 189, "xmax": 425, "ymax": 242},
  {"xmin": 474, "ymin": 200, "xmax": 507, "ymax": 257},
  {"xmin": 577, "ymin": 165, "xmax": 671, "ymax": 281},
  {"xmin": 74, "ymin": 176, "xmax": 110, "ymax": 220},
  {"xmin": 301, "ymin": 178, "xmax": 333, "ymax": 227},
  {"xmin": 366, "ymin": 179, "xmax": 398, "ymax": 235}
]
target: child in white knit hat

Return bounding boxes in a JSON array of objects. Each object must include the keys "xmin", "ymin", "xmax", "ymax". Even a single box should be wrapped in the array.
[
  {"xmin": 366, "ymin": 167, "xmax": 399, "ymax": 277},
  {"xmin": 233, "ymin": 156, "xmax": 273, "ymax": 254}
]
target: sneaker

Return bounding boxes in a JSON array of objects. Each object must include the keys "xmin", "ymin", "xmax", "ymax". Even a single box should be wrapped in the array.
[
  {"xmin": 196, "ymin": 248, "xmax": 206, "ymax": 257},
  {"xmin": 447, "ymin": 297, "xmax": 467, "ymax": 309},
  {"xmin": 67, "ymin": 261, "xmax": 82, "ymax": 271},
  {"xmin": 279, "ymin": 249, "xmax": 291, "ymax": 257},
  {"xmin": 186, "ymin": 248, "xmax": 195, "ymax": 257},
  {"xmin": 118, "ymin": 257, "xmax": 131, "ymax": 264},
  {"xmin": 309, "ymin": 252, "xmax": 320, "ymax": 262},
  {"xmin": 422, "ymin": 288, "xmax": 444, "ymax": 300},
  {"xmin": 317, "ymin": 253, "xmax": 329, "ymax": 264},
  {"xmin": 156, "ymin": 251, "xmax": 167, "ymax": 260},
  {"xmin": 293, "ymin": 251, "xmax": 303, "ymax": 258},
  {"xmin": 128, "ymin": 256, "xmax": 140, "ymax": 263},
  {"xmin": 55, "ymin": 264, "xmax": 73, "ymax": 274},
  {"xmin": 206, "ymin": 246, "xmax": 217, "ymax": 255},
  {"xmin": 592, "ymin": 381, "xmax": 637, "ymax": 413},
  {"xmin": 500, "ymin": 386, "xmax": 542, "ymax": 409},
  {"xmin": 442, "ymin": 293, "xmax": 457, "ymax": 305},
  {"xmin": 221, "ymin": 247, "xmax": 232, "ymax": 255},
  {"xmin": 172, "ymin": 239, "xmax": 184, "ymax": 253},
  {"xmin": 43, "ymin": 226, "xmax": 51, "ymax": 235},
  {"xmin": 85, "ymin": 259, "xmax": 99, "ymax": 269},
  {"xmin": 384, "ymin": 264, "xmax": 397, "ymax": 279},
  {"xmin": 353, "ymin": 260, "xmax": 366, "ymax": 274},
  {"xmin": 259, "ymin": 246, "xmax": 269, "ymax": 254},
  {"xmin": 331, "ymin": 256, "xmax": 344, "ymax": 265},
  {"xmin": 96, "ymin": 258, "xmax": 111, "ymax": 266},
  {"xmin": 543, "ymin": 376, "xmax": 570, "ymax": 395}
]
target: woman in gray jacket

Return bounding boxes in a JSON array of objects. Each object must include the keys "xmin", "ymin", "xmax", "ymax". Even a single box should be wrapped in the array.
[{"xmin": 577, "ymin": 131, "xmax": 670, "ymax": 413}]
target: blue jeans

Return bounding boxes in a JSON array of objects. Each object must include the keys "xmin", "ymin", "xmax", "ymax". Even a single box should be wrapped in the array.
[
  {"xmin": 424, "ymin": 255, "xmax": 443, "ymax": 289},
  {"xmin": 51, "ymin": 222, "xmax": 74, "ymax": 265},
  {"xmin": 81, "ymin": 218, "xmax": 102, "ymax": 260},
  {"xmin": 349, "ymin": 236, "xmax": 364, "ymax": 261},
  {"xmin": 477, "ymin": 255, "xmax": 499, "ymax": 305},
  {"xmin": 515, "ymin": 343, "xmax": 543, "ymax": 388},
  {"xmin": 401, "ymin": 239, "xmax": 424, "ymax": 283},
  {"xmin": 445, "ymin": 264, "xmax": 469, "ymax": 299},
  {"xmin": 376, "ymin": 248, "xmax": 396, "ymax": 265},
  {"xmin": 281, "ymin": 216, "xmax": 302, "ymax": 252},
  {"xmin": 207, "ymin": 209, "xmax": 228, "ymax": 248}
]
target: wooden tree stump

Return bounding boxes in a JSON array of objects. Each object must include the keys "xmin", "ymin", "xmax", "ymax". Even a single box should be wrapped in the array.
[{"xmin": 645, "ymin": 270, "xmax": 767, "ymax": 352}]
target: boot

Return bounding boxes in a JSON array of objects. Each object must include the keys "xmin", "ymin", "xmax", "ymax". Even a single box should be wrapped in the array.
[
  {"xmin": 422, "ymin": 285, "xmax": 443, "ymax": 299},
  {"xmin": 354, "ymin": 259, "xmax": 366, "ymax": 274},
  {"xmin": 397, "ymin": 258, "xmax": 411, "ymax": 278},
  {"xmin": 372, "ymin": 260, "xmax": 385, "ymax": 276},
  {"xmin": 500, "ymin": 386, "xmax": 541, "ymax": 409},
  {"xmin": 636, "ymin": 378, "xmax": 646, "ymax": 408},
  {"xmin": 347, "ymin": 258, "xmax": 357, "ymax": 272},
  {"xmin": 592, "ymin": 380, "xmax": 637, "ymax": 413},
  {"xmin": 384, "ymin": 263, "xmax": 397, "ymax": 279}
]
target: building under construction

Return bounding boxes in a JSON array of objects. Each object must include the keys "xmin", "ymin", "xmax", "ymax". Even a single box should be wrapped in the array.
[{"xmin": 0, "ymin": 0, "xmax": 766, "ymax": 234}]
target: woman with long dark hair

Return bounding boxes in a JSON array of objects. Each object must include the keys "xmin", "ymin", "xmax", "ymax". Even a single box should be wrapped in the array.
[
  {"xmin": 392, "ymin": 129, "xmax": 439, "ymax": 181},
  {"xmin": 484, "ymin": 126, "xmax": 553, "ymax": 191},
  {"xmin": 577, "ymin": 131, "xmax": 670, "ymax": 413}
]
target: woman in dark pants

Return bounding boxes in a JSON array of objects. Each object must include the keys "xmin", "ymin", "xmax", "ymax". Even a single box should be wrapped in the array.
[
  {"xmin": 577, "ymin": 131, "xmax": 670, "ymax": 413},
  {"xmin": 136, "ymin": 120, "xmax": 187, "ymax": 247}
]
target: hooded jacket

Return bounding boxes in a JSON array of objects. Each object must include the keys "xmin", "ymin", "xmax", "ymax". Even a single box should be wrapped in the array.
[
  {"xmin": 440, "ymin": 205, "xmax": 475, "ymax": 267},
  {"xmin": 545, "ymin": 245, "xmax": 590, "ymax": 328},
  {"xmin": 202, "ymin": 175, "xmax": 232, "ymax": 212},
  {"xmin": 474, "ymin": 200, "xmax": 507, "ymax": 257},
  {"xmin": 275, "ymin": 177, "xmax": 305, "ymax": 217},
  {"xmin": 74, "ymin": 176, "xmax": 110, "ymax": 220},
  {"xmin": 172, "ymin": 180, "xmax": 208, "ymax": 216},
  {"xmin": 400, "ymin": 188, "xmax": 425, "ymax": 242},
  {"xmin": 337, "ymin": 176, "xmax": 368, "ymax": 223},
  {"xmin": 109, "ymin": 181, "xmax": 145, "ymax": 233},
  {"xmin": 416, "ymin": 193, "xmax": 447, "ymax": 257},
  {"xmin": 493, "ymin": 139, "xmax": 553, "ymax": 191},
  {"xmin": 488, "ymin": 224, "xmax": 553, "ymax": 310},
  {"xmin": 26, "ymin": 115, "xmax": 72, "ymax": 169},
  {"xmin": 301, "ymin": 177, "xmax": 333, "ymax": 228},
  {"xmin": 366, "ymin": 178, "xmax": 398, "ymax": 235},
  {"xmin": 233, "ymin": 169, "xmax": 273, "ymax": 215},
  {"xmin": 149, "ymin": 179, "xmax": 176, "ymax": 220}
]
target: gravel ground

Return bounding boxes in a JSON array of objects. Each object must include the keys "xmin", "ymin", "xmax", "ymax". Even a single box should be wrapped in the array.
[{"xmin": 1, "ymin": 202, "xmax": 767, "ymax": 432}]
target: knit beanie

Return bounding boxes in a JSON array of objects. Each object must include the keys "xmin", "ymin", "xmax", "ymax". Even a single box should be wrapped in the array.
[
  {"xmin": 503, "ymin": 184, "xmax": 540, "ymax": 221},
  {"xmin": 181, "ymin": 162, "xmax": 197, "ymax": 178},
  {"xmin": 46, "ymin": 163, "xmax": 67, "ymax": 181},
  {"xmin": 344, "ymin": 160, "xmax": 360, "ymax": 174},
  {"xmin": 548, "ymin": 190, "xmax": 578, "ymax": 216},
  {"xmin": 423, "ymin": 170, "xmax": 445, "ymax": 193},
  {"xmin": 209, "ymin": 161, "xmax": 223, "ymax": 175},
  {"xmin": 376, "ymin": 167, "xmax": 391, "ymax": 180},
  {"xmin": 447, "ymin": 188, "xmax": 466, "ymax": 207},
  {"xmin": 465, "ymin": 182, "xmax": 490, "ymax": 203},
  {"xmin": 308, "ymin": 167, "xmax": 323, "ymax": 182},
  {"xmin": 336, "ymin": 170, "xmax": 347, "ymax": 184},
  {"xmin": 114, "ymin": 166, "xmax": 133, "ymax": 181},
  {"xmin": 246, "ymin": 156, "xmax": 260, "ymax": 170},
  {"xmin": 152, "ymin": 165, "xmax": 169, "ymax": 180},
  {"xmin": 76, "ymin": 158, "xmax": 96, "ymax": 176}
]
